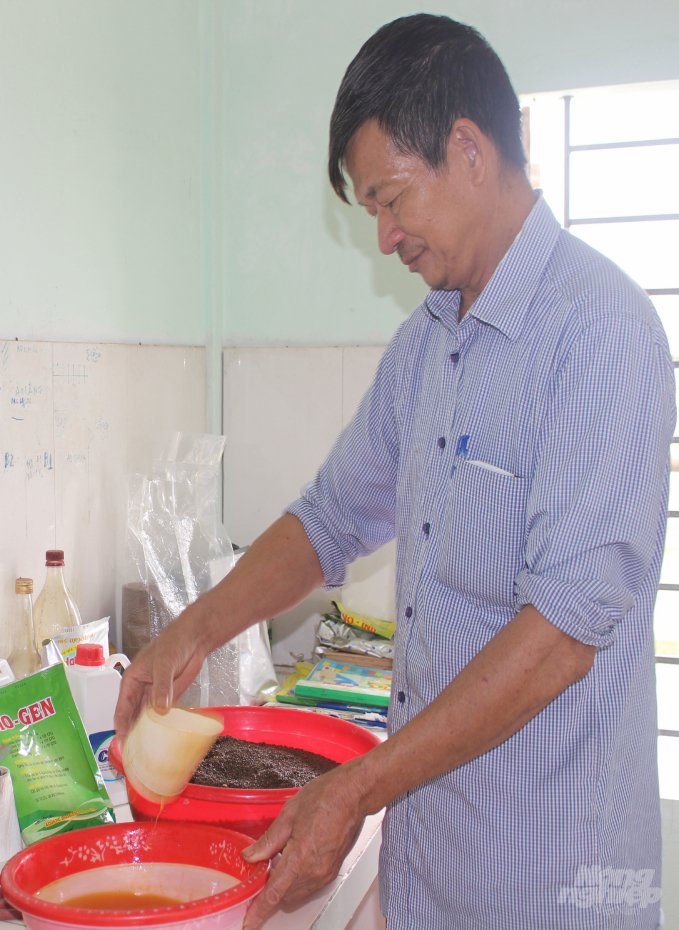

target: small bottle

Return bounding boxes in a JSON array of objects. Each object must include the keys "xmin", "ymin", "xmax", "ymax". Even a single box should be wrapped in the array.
[
  {"xmin": 33, "ymin": 549, "xmax": 82, "ymax": 654},
  {"xmin": 9, "ymin": 578, "xmax": 41, "ymax": 678},
  {"xmin": 66, "ymin": 643, "xmax": 130, "ymax": 805}
]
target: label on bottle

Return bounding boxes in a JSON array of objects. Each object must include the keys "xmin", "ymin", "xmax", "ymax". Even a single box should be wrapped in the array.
[{"xmin": 89, "ymin": 730, "xmax": 124, "ymax": 785}]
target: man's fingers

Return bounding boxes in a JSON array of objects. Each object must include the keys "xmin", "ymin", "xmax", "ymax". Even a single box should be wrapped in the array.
[
  {"xmin": 113, "ymin": 672, "xmax": 149, "ymax": 738},
  {"xmin": 150, "ymin": 658, "xmax": 174, "ymax": 714},
  {"xmin": 243, "ymin": 813, "xmax": 293, "ymax": 863},
  {"xmin": 242, "ymin": 840, "xmax": 345, "ymax": 930},
  {"xmin": 120, "ymin": 627, "xmax": 206, "ymax": 731},
  {"xmin": 242, "ymin": 855, "xmax": 300, "ymax": 930}
]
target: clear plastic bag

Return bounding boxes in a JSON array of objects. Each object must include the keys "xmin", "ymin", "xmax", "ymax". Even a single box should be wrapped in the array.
[
  {"xmin": 209, "ymin": 551, "xmax": 277, "ymax": 706},
  {"xmin": 122, "ymin": 433, "xmax": 243, "ymax": 707}
]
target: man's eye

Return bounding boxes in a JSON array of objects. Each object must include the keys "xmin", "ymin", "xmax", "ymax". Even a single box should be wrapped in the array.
[{"xmin": 380, "ymin": 195, "xmax": 401, "ymax": 213}]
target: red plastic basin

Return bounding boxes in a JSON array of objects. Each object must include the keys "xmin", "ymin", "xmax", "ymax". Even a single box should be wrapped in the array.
[
  {"xmin": 1, "ymin": 821, "xmax": 267, "ymax": 930},
  {"xmin": 111, "ymin": 706, "xmax": 381, "ymax": 838}
]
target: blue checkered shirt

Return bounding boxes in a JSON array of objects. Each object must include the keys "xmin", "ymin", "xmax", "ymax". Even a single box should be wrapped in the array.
[{"xmin": 288, "ymin": 196, "xmax": 676, "ymax": 929}]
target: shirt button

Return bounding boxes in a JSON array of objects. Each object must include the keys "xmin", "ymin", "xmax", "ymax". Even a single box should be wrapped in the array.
[
  {"xmin": 451, "ymin": 464, "xmax": 457, "ymax": 476},
  {"xmin": 422, "ymin": 521, "xmax": 430, "ymax": 536},
  {"xmin": 397, "ymin": 691, "xmax": 406, "ymax": 704},
  {"xmin": 437, "ymin": 436, "xmax": 446, "ymax": 449},
  {"xmin": 405, "ymin": 606, "xmax": 413, "ymax": 618},
  {"xmin": 450, "ymin": 351, "xmax": 460, "ymax": 363}
]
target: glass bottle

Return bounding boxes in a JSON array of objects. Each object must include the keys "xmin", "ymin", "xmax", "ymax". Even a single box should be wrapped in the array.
[
  {"xmin": 33, "ymin": 549, "xmax": 82, "ymax": 654},
  {"xmin": 9, "ymin": 577, "xmax": 41, "ymax": 678}
]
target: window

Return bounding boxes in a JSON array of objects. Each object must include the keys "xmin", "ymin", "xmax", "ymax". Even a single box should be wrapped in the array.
[{"xmin": 522, "ymin": 82, "xmax": 679, "ymax": 798}]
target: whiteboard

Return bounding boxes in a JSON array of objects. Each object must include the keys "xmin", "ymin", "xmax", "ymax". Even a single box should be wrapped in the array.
[{"xmin": 0, "ymin": 340, "xmax": 206, "ymax": 653}]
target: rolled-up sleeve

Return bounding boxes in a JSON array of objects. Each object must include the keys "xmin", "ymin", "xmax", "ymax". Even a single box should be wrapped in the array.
[
  {"xmin": 287, "ymin": 337, "xmax": 401, "ymax": 588},
  {"xmin": 515, "ymin": 312, "xmax": 676, "ymax": 647}
]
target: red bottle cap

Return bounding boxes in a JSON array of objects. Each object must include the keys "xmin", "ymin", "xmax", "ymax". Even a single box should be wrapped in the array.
[
  {"xmin": 75, "ymin": 643, "xmax": 105, "ymax": 667},
  {"xmin": 45, "ymin": 550, "xmax": 65, "ymax": 566}
]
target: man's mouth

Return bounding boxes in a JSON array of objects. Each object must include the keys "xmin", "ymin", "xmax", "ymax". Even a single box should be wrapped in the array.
[{"xmin": 399, "ymin": 247, "xmax": 424, "ymax": 270}]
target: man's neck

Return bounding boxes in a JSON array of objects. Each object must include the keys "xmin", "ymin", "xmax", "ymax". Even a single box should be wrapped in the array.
[{"xmin": 459, "ymin": 177, "xmax": 537, "ymax": 319}]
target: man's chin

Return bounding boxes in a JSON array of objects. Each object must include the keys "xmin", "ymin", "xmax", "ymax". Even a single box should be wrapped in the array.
[
  {"xmin": 404, "ymin": 257, "xmax": 451, "ymax": 291},
  {"xmin": 416, "ymin": 269, "xmax": 453, "ymax": 291}
]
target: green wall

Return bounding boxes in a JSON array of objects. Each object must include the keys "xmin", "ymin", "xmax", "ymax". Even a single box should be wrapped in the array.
[
  {"xmin": 0, "ymin": 0, "xmax": 204, "ymax": 346},
  {"xmin": 1, "ymin": 1, "xmax": 678, "ymax": 350},
  {"xmin": 221, "ymin": 0, "xmax": 679, "ymax": 346}
]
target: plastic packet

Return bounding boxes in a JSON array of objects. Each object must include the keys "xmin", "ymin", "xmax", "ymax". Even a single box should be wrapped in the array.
[
  {"xmin": 0, "ymin": 663, "xmax": 114, "ymax": 845},
  {"xmin": 40, "ymin": 617, "xmax": 111, "ymax": 668},
  {"xmin": 317, "ymin": 616, "xmax": 395, "ymax": 660},
  {"xmin": 331, "ymin": 600, "xmax": 395, "ymax": 640},
  {"xmin": 0, "ymin": 660, "xmax": 15, "ymax": 688}
]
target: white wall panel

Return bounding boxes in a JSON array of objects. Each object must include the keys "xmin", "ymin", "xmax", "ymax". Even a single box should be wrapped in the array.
[{"xmin": 223, "ymin": 346, "xmax": 394, "ymax": 663}]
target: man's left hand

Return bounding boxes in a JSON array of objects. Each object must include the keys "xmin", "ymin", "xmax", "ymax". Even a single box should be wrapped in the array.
[{"xmin": 241, "ymin": 762, "xmax": 366, "ymax": 929}]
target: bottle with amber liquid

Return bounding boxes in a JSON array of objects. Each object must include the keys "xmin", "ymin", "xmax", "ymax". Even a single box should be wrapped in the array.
[
  {"xmin": 33, "ymin": 549, "xmax": 82, "ymax": 654},
  {"xmin": 9, "ymin": 577, "xmax": 41, "ymax": 678}
]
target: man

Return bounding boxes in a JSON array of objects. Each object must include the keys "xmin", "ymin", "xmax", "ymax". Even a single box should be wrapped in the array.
[{"xmin": 115, "ymin": 15, "xmax": 675, "ymax": 930}]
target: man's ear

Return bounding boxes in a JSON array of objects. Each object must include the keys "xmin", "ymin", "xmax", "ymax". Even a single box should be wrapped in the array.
[{"xmin": 447, "ymin": 118, "xmax": 487, "ymax": 183}]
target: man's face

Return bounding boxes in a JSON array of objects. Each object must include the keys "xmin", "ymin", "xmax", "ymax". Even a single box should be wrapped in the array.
[{"xmin": 344, "ymin": 119, "xmax": 481, "ymax": 292}]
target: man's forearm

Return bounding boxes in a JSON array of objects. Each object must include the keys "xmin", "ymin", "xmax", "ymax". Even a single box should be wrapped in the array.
[
  {"xmin": 349, "ymin": 604, "xmax": 595, "ymax": 815},
  {"xmin": 197, "ymin": 513, "xmax": 326, "ymax": 652}
]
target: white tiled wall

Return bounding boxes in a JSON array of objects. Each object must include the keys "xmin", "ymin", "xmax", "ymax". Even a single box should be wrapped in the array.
[{"xmin": 223, "ymin": 346, "xmax": 395, "ymax": 664}]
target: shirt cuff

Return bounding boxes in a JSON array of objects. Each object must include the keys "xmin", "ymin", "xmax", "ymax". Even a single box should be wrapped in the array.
[
  {"xmin": 514, "ymin": 569, "xmax": 622, "ymax": 649},
  {"xmin": 286, "ymin": 497, "xmax": 348, "ymax": 589}
]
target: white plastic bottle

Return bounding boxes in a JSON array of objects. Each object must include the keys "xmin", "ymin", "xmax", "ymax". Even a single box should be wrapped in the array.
[
  {"xmin": 33, "ymin": 549, "xmax": 82, "ymax": 656},
  {"xmin": 65, "ymin": 643, "xmax": 130, "ymax": 805}
]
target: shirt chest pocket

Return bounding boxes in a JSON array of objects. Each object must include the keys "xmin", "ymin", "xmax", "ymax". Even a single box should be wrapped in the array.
[{"xmin": 436, "ymin": 460, "xmax": 529, "ymax": 610}]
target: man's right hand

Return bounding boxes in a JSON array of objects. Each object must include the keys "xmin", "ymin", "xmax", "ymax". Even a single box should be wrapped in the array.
[
  {"xmin": 114, "ymin": 514, "xmax": 326, "ymax": 738},
  {"xmin": 113, "ymin": 601, "xmax": 212, "ymax": 738}
]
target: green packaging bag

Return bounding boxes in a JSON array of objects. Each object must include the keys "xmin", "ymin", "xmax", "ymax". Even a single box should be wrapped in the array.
[{"xmin": 0, "ymin": 663, "xmax": 114, "ymax": 844}]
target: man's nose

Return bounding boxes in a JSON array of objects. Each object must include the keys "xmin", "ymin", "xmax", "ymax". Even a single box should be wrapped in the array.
[{"xmin": 377, "ymin": 211, "xmax": 405, "ymax": 256}]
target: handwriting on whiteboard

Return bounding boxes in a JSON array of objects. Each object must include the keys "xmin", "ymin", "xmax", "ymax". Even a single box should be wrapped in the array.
[
  {"xmin": 0, "ymin": 451, "xmax": 54, "ymax": 479},
  {"xmin": 53, "ymin": 362, "xmax": 88, "ymax": 384},
  {"xmin": 11, "ymin": 382, "xmax": 46, "ymax": 409}
]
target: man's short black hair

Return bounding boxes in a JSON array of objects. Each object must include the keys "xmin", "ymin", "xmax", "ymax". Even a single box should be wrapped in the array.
[{"xmin": 329, "ymin": 14, "xmax": 526, "ymax": 202}]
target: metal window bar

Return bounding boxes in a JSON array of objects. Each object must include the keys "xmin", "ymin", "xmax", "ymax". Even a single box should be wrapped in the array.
[
  {"xmin": 569, "ymin": 214, "xmax": 679, "ymax": 226},
  {"xmin": 571, "ymin": 137, "xmax": 679, "ymax": 152}
]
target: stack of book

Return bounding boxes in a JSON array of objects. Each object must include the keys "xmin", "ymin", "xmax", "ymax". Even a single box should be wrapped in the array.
[{"xmin": 275, "ymin": 658, "xmax": 391, "ymax": 729}]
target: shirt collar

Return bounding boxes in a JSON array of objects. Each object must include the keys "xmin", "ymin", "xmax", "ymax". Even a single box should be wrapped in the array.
[
  {"xmin": 424, "ymin": 288, "xmax": 462, "ymax": 331},
  {"xmin": 424, "ymin": 193, "xmax": 561, "ymax": 341}
]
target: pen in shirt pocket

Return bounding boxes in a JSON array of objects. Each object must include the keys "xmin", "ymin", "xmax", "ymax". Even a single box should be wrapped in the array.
[
  {"xmin": 465, "ymin": 459, "xmax": 517, "ymax": 478},
  {"xmin": 454, "ymin": 434, "xmax": 518, "ymax": 477}
]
